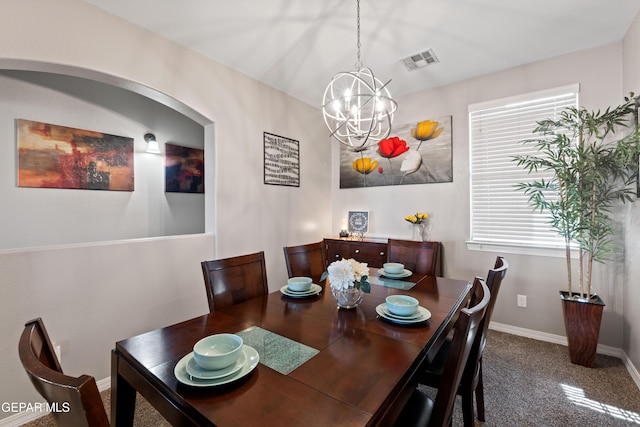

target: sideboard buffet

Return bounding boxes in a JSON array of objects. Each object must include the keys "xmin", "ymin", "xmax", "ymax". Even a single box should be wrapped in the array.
[{"xmin": 323, "ymin": 237, "xmax": 442, "ymax": 276}]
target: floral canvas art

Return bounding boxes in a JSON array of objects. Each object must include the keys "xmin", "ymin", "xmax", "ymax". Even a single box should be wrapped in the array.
[
  {"xmin": 339, "ymin": 116, "xmax": 452, "ymax": 188},
  {"xmin": 17, "ymin": 119, "xmax": 134, "ymax": 191}
]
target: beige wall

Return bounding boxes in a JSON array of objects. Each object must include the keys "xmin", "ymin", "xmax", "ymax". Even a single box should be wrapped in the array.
[
  {"xmin": 622, "ymin": 11, "xmax": 640, "ymax": 374},
  {"xmin": 331, "ymin": 41, "xmax": 634, "ymax": 349},
  {"xmin": 0, "ymin": 0, "xmax": 332, "ymax": 280},
  {"xmin": 0, "ymin": 0, "xmax": 331, "ymax": 420},
  {"xmin": 1, "ymin": 235, "xmax": 214, "ymax": 412}
]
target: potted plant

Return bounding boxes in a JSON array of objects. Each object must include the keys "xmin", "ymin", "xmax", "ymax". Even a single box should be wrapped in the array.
[{"xmin": 513, "ymin": 94, "xmax": 639, "ymax": 367}]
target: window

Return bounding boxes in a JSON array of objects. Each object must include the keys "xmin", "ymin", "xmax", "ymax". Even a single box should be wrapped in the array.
[{"xmin": 468, "ymin": 84, "xmax": 579, "ymax": 253}]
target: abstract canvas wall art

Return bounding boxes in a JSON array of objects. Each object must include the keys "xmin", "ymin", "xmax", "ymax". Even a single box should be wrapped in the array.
[
  {"xmin": 165, "ymin": 143, "xmax": 204, "ymax": 193},
  {"xmin": 17, "ymin": 119, "xmax": 134, "ymax": 191},
  {"xmin": 339, "ymin": 116, "xmax": 453, "ymax": 188}
]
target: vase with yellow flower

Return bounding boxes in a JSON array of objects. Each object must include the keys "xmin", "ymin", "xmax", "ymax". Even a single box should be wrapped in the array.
[{"xmin": 405, "ymin": 212, "xmax": 429, "ymax": 241}]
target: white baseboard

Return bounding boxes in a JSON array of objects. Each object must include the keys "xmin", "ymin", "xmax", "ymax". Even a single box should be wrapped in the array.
[
  {"xmin": 96, "ymin": 377, "xmax": 111, "ymax": 392},
  {"xmin": 0, "ymin": 410, "xmax": 42, "ymax": 427},
  {"xmin": 0, "ymin": 378, "xmax": 111, "ymax": 427},
  {"xmin": 489, "ymin": 321, "xmax": 640, "ymax": 390},
  {"xmin": 490, "ymin": 321, "xmax": 570, "ymax": 346},
  {"xmin": 621, "ymin": 351, "xmax": 640, "ymax": 391}
]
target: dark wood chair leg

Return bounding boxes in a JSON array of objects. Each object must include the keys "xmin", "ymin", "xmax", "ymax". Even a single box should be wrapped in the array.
[
  {"xmin": 476, "ymin": 358, "xmax": 486, "ymax": 422},
  {"xmin": 461, "ymin": 387, "xmax": 475, "ymax": 427}
]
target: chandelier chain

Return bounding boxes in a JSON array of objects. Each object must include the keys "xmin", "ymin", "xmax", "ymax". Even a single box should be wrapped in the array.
[{"xmin": 355, "ymin": 0, "xmax": 362, "ymax": 70}]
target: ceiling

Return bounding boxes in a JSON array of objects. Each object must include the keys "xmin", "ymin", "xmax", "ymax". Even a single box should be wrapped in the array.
[{"xmin": 83, "ymin": 0, "xmax": 640, "ymax": 107}]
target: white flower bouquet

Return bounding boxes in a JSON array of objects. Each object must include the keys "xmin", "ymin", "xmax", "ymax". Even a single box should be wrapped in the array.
[{"xmin": 322, "ymin": 258, "xmax": 370, "ymax": 293}]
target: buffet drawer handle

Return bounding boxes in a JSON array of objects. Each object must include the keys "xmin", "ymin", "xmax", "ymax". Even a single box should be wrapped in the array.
[{"xmin": 354, "ymin": 249, "xmax": 360, "ymax": 254}]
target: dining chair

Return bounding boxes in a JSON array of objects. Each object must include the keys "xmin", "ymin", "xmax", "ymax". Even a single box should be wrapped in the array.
[
  {"xmin": 387, "ymin": 239, "xmax": 442, "ymax": 276},
  {"xmin": 18, "ymin": 318, "xmax": 110, "ymax": 427},
  {"xmin": 201, "ymin": 251, "xmax": 269, "ymax": 312},
  {"xmin": 417, "ymin": 256, "xmax": 509, "ymax": 426},
  {"xmin": 283, "ymin": 241, "xmax": 327, "ymax": 284},
  {"xmin": 393, "ymin": 276, "xmax": 490, "ymax": 427}
]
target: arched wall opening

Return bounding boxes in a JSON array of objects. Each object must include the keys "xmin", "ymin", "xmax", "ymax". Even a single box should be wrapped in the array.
[{"xmin": 0, "ymin": 59, "xmax": 215, "ymax": 249}]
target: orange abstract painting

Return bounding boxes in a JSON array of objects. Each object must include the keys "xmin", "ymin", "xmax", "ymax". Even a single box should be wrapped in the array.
[{"xmin": 17, "ymin": 119, "xmax": 134, "ymax": 191}]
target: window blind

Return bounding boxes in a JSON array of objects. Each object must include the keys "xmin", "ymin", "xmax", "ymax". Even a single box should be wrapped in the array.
[{"xmin": 468, "ymin": 84, "xmax": 579, "ymax": 248}]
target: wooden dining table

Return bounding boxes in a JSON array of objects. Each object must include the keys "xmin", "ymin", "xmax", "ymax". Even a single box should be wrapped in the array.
[{"xmin": 111, "ymin": 269, "xmax": 471, "ymax": 427}]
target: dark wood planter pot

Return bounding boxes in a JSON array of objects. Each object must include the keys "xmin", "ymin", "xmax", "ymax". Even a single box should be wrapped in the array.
[{"xmin": 559, "ymin": 291, "xmax": 605, "ymax": 368}]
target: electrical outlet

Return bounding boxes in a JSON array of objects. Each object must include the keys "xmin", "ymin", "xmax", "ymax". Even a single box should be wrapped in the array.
[{"xmin": 517, "ymin": 294, "xmax": 527, "ymax": 308}]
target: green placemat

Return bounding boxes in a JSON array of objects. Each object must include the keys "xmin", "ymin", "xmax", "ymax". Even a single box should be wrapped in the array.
[
  {"xmin": 236, "ymin": 326, "xmax": 319, "ymax": 375},
  {"xmin": 370, "ymin": 276, "xmax": 417, "ymax": 290}
]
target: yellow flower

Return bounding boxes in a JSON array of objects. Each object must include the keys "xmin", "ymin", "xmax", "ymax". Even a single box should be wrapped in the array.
[
  {"xmin": 405, "ymin": 212, "xmax": 429, "ymax": 224},
  {"xmin": 352, "ymin": 157, "xmax": 378, "ymax": 174},
  {"xmin": 411, "ymin": 120, "xmax": 444, "ymax": 141}
]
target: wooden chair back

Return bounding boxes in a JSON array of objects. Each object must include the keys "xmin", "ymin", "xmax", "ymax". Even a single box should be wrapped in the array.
[
  {"xmin": 476, "ymin": 256, "xmax": 508, "ymax": 358},
  {"xmin": 387, "ymin": 239, "xmax": 442, "ymax": 276},
  {"xmin": 18, "ymin": 318, "xmax": 109, "ymax": 427},
  {"xmin": 415, "ymin": 257, "xmax": 508, "ymax": 426},
  {"xmin": 283, "ymin": 242, "xmax": 327, "ymax": 284},
  {"xmin": 456, "ymin": 256, "xmax": 509, "ymax": 424},
  {"xmin": 201, "ymin": 251, "xmax": 269, "ymax": 312},
  {"xmin": 457, "ymin": 258, "xmax": 508, "ymax": 381},
  {"xmin": 394, "ymin": 277, "xmax": 490, "ymax": 427},
  {"xmin": 430, "ymin": 276, "xmax": 490, "ymax": 425}
]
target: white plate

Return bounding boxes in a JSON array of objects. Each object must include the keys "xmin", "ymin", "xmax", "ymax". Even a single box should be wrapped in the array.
[
  {"xmin": 285, "ymin": 285, "xmax": 316, "ymax": 294},
  {"xmin": 185, "ymin": 350, "xmax": 246, "ymax": 380},
  {"xmin": 376, "ymin": 303, "xmax": 431, "ymax": 324},
  {"xmin": 377, "ymin": 268, "xmax": 413, "ymax": 279},
  {"xmin": 174, "ymin": 345, "xmax": 259, "ymax": 387},
  {"xmin": 380, "ymin": 306, "xmax": 423, "ymax": 320},
  {"xmin": 280, "ymin": 284, "xmax": 322, "ymax": 298}
]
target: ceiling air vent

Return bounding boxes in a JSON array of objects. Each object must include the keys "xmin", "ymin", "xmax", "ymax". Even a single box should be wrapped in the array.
[{"xmin": 400, "ymin": 49, "xmax": 439, "ymax": 71}]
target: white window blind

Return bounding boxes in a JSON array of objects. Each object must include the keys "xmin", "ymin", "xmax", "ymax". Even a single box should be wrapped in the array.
[{"xmin": 469, "ymin": 84, "xmax": 579, "ymax": 249}]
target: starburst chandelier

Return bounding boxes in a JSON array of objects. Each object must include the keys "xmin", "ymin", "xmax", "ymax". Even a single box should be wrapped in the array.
[{"xmin": 322, "ymin": 0, "xmax": 398, "ymax": 152}]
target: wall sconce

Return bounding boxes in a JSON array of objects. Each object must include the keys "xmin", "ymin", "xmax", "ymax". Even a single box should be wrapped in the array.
[{"xmin": 144, "ymin": 133, "xmax": 161, "ymax": 154}]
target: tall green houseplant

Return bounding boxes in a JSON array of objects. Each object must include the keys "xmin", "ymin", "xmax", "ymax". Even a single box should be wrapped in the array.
[{"xmin": 514, "ymin": 95, "xmax": 639, "ymax": 300}]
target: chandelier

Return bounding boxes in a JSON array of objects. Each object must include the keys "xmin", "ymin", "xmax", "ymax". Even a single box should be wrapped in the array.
[{"xmin": 322, "ymin": 0, "xmax": 398, "ymax": 152}]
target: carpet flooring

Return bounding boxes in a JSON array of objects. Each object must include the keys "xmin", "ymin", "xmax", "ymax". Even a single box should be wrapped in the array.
[
  {"xmin": 432, "ymin": 330, "xmax": 640, "ymax": 426},
  {"xmin": 22, "ymin": 330, "xmax": 640, "ymax": 426}
]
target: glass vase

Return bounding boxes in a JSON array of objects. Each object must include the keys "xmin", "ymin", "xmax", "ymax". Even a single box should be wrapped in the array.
[
  {"xmin": 412, "ymin": 223, "xmax": 426, "ymax": 241},
  {"xmin": 331, "ymin": 286, "xmax": 364, "ymax": 309}
]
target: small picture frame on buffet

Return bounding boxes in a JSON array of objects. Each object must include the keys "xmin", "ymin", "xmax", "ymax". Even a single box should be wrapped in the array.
[{"xmin": 347, "ymin": 211, "xmax": 369, "ymax": 235}]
